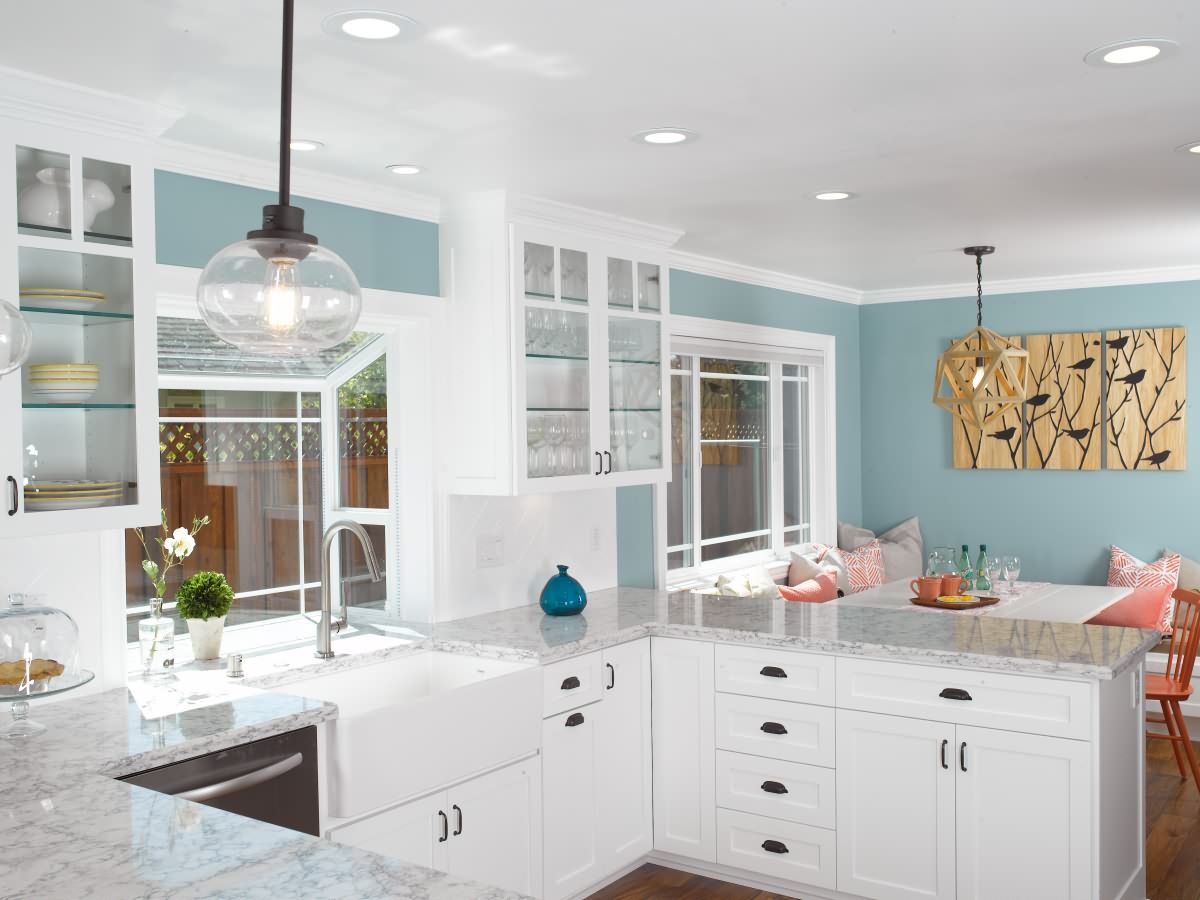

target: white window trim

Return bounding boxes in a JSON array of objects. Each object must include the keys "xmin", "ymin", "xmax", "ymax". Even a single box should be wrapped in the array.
[{"xmin": 657, "ymin": 314, "xmax": 837, "ymax": 590}]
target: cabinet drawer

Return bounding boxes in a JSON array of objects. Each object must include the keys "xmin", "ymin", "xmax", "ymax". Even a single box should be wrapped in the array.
[
  {"xmin": 716, "ymin": 808, "xmax": 836, "ymax": 891},
  {"xmin": 715, "ymin": 750, "xmax": 835, "ymax": 829},
  {"xmin": 715, "ymin": 693, "xmax": 835, "ymax": 767},
  {"xmin": 542, "ymin": 651, "xmax": 603, "ymax": 717},
  {"xmin": 836, "ymin": 657, "xmax": 1092, "ymax": 740},
  {"xmin": 716, "ymin": 644, "xmax": 834, "ymax": 706}
]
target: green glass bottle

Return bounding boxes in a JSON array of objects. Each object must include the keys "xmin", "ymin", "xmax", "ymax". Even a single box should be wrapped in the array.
[
  {"xmin": 974, "ymin": 544, "xmax": 991, "ymax": 592},
  {"xmin": 958, "ymin": 544, "xmax": 974, "ymax": 592}
]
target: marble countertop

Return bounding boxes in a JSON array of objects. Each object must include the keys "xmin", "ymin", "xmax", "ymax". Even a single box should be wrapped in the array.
[
  {"xmin": 432, "ymin": 587, "xmax": 1159, "ymax": 680},
  {"xmin": 0, "ymin": 682, "xmax": 529, "ymax": 900}
]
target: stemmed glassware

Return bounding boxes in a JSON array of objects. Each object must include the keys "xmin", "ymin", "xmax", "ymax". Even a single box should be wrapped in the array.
[
  {"xmin": 985, "ymin": 556, "xmax": 1002, "ymax": 593},
  {"xmin": 1001, "ymin": 555, "xmax": 1021, "ymax": 594},
  {"xmin": 527, "ymin": 416, "xmax": 545, "ymax": 477}
]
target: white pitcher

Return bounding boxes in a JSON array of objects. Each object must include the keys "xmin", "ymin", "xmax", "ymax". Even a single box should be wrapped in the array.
[{"xmin": 18, "ymin": 167, "xmax": 116, "ymax": 231}]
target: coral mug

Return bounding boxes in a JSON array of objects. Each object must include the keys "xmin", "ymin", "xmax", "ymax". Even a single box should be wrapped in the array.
[
  {"xmin": 910, "ymin": 576, "xmax": 943, "ymax": 601},
  {"xmin": 941, "ymin": 574, "xmax": 965, "ymax": 596}
]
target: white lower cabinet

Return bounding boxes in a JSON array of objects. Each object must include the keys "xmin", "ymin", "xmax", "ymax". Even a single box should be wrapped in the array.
[
  {"xmin": 328, "ymin": 757, "xmax": 541, "ymax": 898},
  {"xmin": 837, "ymin": 709, "xmax": 1094, "ymax": 900},
  {"xmin": 542, "ymin": 638, "xmax": 652, "ymax": 900},
  {"xmin": 716, "ymin": 807, "xmax": 837, "ymax": 890},
  {"xmin": 651, "ymin": 636, "xmax": 717, "ymax": 862}
]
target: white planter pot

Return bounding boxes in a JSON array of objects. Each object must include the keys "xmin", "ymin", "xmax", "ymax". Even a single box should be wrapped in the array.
[{"xmin": 186, "ymin": 615, "xmax": 226, "ymax": 661}]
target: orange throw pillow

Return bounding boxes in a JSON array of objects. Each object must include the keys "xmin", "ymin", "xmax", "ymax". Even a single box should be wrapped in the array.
[
  {"xmin": 779, "ymin": 570, "xmax": 839, "ymax": 603},
  {"xmin": 1087, "ymin": 581, "xmax": 1175, "ymax": 631}
]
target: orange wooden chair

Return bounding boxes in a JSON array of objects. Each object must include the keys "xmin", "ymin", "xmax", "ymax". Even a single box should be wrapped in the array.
[{"xmin": 1147, "ymin": 588, "xmax": 1200, "ymax": 788}]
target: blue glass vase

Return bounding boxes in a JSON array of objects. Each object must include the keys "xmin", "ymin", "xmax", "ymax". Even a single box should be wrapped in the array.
[{"xmin": 540, "ymin": 565, "xmax": 587, "ymax": 616}]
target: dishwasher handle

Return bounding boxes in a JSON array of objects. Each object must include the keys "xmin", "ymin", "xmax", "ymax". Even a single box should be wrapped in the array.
[{"xmin": 173, "ymin": 752, "xmax": 304, "ymax": 803}]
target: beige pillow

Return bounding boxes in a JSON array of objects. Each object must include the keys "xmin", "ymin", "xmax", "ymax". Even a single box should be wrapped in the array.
[
  {"xmin": 788, "ymin": 543, "xmax": 850, "ymax": 595},
  {"xmin": 838, "ymin": 517, "xmax": 924, "ymax": 581},
  {"xmin": 1164, "ymin": 548, "xmax": 1200, "ymax": 589}
]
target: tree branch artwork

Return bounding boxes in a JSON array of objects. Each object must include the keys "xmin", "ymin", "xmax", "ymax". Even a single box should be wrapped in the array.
[
  {"xmin": 1104, "ymin": 327, "xmax": 1187, "ymax": 470},
  {"xmin": 1025, "ymin": 332, "xmax": 1102, "ymax": 470},
  {"xmin": 951, "ymin": 334, "xmax": 1024, "ymax": 469}
]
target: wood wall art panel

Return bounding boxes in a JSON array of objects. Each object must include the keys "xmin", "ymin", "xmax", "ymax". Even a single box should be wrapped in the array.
[
  {"xmin": 951, "ymin": 335, "xmax": 1024, "ymax": 469},
  {"xmin": 1025, "ymin": 332, "xmax": 1102, "ymax": 470},
  {"xmin": 1104, "ymin": 327, "xmax": 1186, "ymax": 470}
]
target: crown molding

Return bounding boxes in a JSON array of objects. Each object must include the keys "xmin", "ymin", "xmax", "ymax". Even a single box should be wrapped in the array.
[
  {"xmin": 861, "ymin": 263, "xmax": 1200, "ymax": 305},
  {"xmin": 153, "ymin": 139, "xmax": 441, "ymax": 223},
  {"xmin": 508, "ymin": 193, "xmax": 685, "ymax": 250},
  {"xmin": 666, "ymin": 249, "xmax": 864, "ymax": 305},
  {"xmin": 0, "ymin": 65, "xmax": 183, "ymax": 139}
]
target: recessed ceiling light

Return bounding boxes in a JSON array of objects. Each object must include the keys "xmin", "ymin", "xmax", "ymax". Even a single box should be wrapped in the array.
[
  {"xmin": 289, "ymin": 139, "xmax": 324, "ymax": 152},
  {"xmin": 634, "ymin": 128, "xmax": 697, "ymax": 145},
  {"xmin": 322, "ymin": 10, "xmax": 424, "ymax": 42},
  {"xmin": 1176, "ymin": 140, "xmax": 1200, "ymax": 155},
  {"xmin": 814, "ymin": 191, "xmax": 855, "ymax": 201},
  {"xmin": 1083, "ymin": 38, "xmax": 1178, "ymax": 67},
  {"xmin": 386, "ymin": 164, "xmax": 424, "ymax": 175}
]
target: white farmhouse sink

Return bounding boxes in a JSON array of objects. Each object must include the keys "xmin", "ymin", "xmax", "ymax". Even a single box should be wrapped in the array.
[{"xmin": 276, "ymin": 650, "xmax": 540, "ymax": 818}]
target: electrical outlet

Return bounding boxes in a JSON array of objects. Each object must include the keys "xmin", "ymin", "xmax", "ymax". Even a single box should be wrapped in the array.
[
  {"xmin": 476, "ymin": 534, "xmax": 504, "ymax": 568},
  {"xmin": 590, "ymin": 526, "xmax": 602, "ymax": 552}
]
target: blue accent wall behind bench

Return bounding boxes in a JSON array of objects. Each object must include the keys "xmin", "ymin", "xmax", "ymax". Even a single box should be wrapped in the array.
[
  {"xmin": 154, "ymin": 171, "xmax": 439, "ymax": 296},
  {"xmin": 860, "ymin": 279, "xmax": 1200, "ymax": 585}
]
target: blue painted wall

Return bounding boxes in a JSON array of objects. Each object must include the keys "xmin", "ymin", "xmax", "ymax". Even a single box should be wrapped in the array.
[
  {"xmin": 154, "ymin": 171, "xmax": 439, "ymax": 296},
  {"xmin": 860, "ymin": 280, "xmax": 1199, "ymax": 585},
  {"xmin": 616, "ymin": 269, "xmax": 865, "ymax": 587}
]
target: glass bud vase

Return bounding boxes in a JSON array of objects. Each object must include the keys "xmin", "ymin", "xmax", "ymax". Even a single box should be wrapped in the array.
[
  {"xmin": 539, "ymin": 564, "xmax": 587, "ymax": 617},
  {"xmin": 139, "ymin": 598, "xmax": 175, "ymax": 676}
]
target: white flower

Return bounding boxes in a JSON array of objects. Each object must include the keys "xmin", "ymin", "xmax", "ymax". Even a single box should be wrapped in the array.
[{"xmin": 164, "ymin": 527, "xmax": 196, "ymax": 559}]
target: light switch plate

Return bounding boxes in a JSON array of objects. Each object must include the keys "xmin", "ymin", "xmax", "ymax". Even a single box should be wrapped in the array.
[{"xmin": 476, "ymin": 533, "xmax": 504, "ymax": 568}]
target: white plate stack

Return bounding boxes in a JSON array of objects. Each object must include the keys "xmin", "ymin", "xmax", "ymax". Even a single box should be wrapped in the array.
[
  {"xmin": 24, "ymin": 480, "xmax": 125, "ymax": 511},
  {"xmin": 29, "ymin": 363, "xmax": 99, "ymax": 403},
  {"xmin": 19, "ymin": 287, "xmax": 106, "ymax": 312}
]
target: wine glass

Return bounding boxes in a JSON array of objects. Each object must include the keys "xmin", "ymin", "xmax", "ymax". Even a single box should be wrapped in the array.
[
  {"xmin": 1002, "ymin": 555, "xmax": 1021, "ymax": 594},
  {"xmin": 546, "ymin": 415, "xmax": 566, "ymax": 475},
  {"xmin": 986, "ymin": 556, "xmax": 1002, "ymax": 592},
  {"xmin": 527, "ymin": 416, "xmax": 545, "ymax": 477}
]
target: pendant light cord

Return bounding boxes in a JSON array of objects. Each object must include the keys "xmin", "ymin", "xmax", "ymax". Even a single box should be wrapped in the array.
[
  {"xmin": 278, "ymin": 0, "xmax": 294, "ymax": 207},
  {"xmin": 975, "ymin": 250, "xmax": 983, "ymax": 328}
]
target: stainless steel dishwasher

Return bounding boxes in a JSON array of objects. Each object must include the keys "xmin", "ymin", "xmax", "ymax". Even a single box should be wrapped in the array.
[{"xmin": 120, "ymin": 726, "xmax": 319, "ymax": 835}]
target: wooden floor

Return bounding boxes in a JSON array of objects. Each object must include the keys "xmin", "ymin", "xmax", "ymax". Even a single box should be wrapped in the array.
[{"xmin": 590, "ymin": 736, "xmax": 1200, "ymax": 900}]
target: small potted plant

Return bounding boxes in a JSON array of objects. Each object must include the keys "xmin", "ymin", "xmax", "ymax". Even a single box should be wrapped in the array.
[{"xmin": 176, "ymin": 571, "xmax": 235, "ymax": 661}]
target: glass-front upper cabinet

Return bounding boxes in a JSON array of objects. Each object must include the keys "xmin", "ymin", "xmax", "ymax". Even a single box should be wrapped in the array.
[
  {"xmin": 0, "ymin": 123, "xmax": 159, "ymax": 537},
  {"xmin": 514, "ymin": 229, "xmax": 668, "ymax": 491}
]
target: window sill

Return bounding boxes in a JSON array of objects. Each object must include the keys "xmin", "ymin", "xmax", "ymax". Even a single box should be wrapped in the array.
[{"xmin": 667, "ymin": 555, "xmax": 791, "ymax": 592}]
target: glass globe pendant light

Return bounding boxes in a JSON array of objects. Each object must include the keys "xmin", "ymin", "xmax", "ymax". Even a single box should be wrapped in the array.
[
  {"xmin": 196, "ymin": 0, "xmax": 362, "ymax": 354},
  {"xmin": 932, "ymin": 246, "xmax": 1029, "ymax": 429},
  {"xmin": 0, "ymin": 300, "xmax": 33, "ymax": 377}
]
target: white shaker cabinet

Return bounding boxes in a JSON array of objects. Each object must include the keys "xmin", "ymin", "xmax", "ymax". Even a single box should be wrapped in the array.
[
  {"xmin": 651, "ymin": 636, "xmax": 716, "ymax": 862},
  {"xmin": 328, "ymin": 757, "xmax": 542, "ymax": 898},
  {"xmin": 836, "ymin": 709, "xmax": 957, "ymax": 900},
  {"xmin": 542, "ymin": 702, "xmax": 601, "ymax": 900}
]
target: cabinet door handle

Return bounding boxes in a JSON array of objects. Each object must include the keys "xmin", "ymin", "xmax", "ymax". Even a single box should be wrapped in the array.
[
  {"xmin": 561, "ymin": 675, "xmax": 581, "ymax": 690},
  {"xmin": 438, "ymin": 810, "xmax": 448, "ymax": 842},
  {"xmin": 594, "ymin": 451, "xmax": 603, "ymax": 475},
  {"xmin": 762, "ymin": 839, "xmax": 789, "ymax": 855},
  {"xmin": 606, "ymin": 662, "xmax": 615, "ymax": 690},
  {"xmin": 565, "ymin": 712, "xmax": 585, "ymax": 727},
  {"xmin": 603, "ymin": 450, "xmax": 612, "ymax": 474},
  {"xmin": 6, "ymin": 476, "xmax": 16, "ymax": 516},
  {"xmin": 939, "ymin": 687, "xmax": 973, "ymax": 701},
  {"xmin": 760, "ymin": 780, "xmax": 789, "ymax": 795},
  {"xmin": 759, "ymin": 665, "xmax": 787, "ymax": 679},
  {"xmin": 940, "ymin": 739, "xmax": 949, "ymax": 770},
  {"xmin": 960, "ymin": 741, "xmax": 968, "ymax": 772},
  {"xmin": 760, "ymin": 721, "xmax": 788, "ymax": 736},
  {"xmin": 452, "ymin": 804, "xmax": 463, "ymax": 836}
]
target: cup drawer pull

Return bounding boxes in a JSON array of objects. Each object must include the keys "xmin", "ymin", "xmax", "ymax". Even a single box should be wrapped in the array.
[
  {"xmin": 760, "ymin": 780, "xmax": 789, "ymax": 795},
  {"xmin": 565, "ymin": 712, "xmax": 585, "ymax": 727},
  {"xmin": 939, "ymin": 687, "xmax": 973, "ymax": 701},
  {"xmin": 762, "ymin": 839, "xmax": 789, "ymax": 854},
  {"xmin": 561, "ymin": 675, "xmax": 581, "ymax": 690},
  {"xmin": 759, "ymin": 665, "xmax": 788, "ymax": 678},
  {"xmin": 760, "ymin": 721, "xmax": 788, "ymax": 735}
]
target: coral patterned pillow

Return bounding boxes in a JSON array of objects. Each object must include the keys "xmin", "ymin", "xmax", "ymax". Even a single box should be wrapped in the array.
[
  {"xmin": 1088, "ymin": 581, "xmax": 1175, "ymax": 631},
  {"xmin": 779, "ymin": 571, "xmax": 840, "ymax": 603},
  {"xmin": 1106, "ymin": 546, "xmax": 1181, "ymax": 633},
  {"xmin": 843, "ymin": 540, "xmax": 886, "ymax": 594}
]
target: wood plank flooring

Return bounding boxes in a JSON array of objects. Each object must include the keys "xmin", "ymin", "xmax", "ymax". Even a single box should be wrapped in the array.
[{"xmin": 590, "ymin": 735, "xmax": 1200, "ymax": 900}]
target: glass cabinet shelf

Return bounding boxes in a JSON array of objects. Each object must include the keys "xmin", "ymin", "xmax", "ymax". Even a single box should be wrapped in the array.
[
  {"xmin": 18, "ymin": 222, "xmax": 132, "ymax": 246},
  {"xmin": 20, "ymin": 306, "xmax": 133, "ymax": 322},
  {"xmin": 526, "ymin": 353, "xmax": 588, "ymax": 363},
  {"xmin": 527, "ymin": 406, "xmax": 589, "ymax": 413},
  {"xmin": 22, "ymin": 402, "xmax": 135, "ymax": 410},
  {"xmin": 609, "ymin": 357, "xmax": 659, "ymax": 365}
]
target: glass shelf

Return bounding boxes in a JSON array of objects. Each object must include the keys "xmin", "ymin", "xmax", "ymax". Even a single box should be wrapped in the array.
[
  {"xmin": 20, "ymin": 306, "xmax": 133, "ymax": 322},
  {"xmin": 611, "ymin": 408, "xmax": 662, "ymax": 413},
  {"xmin": 525, "ymin": 290, "xmax": 555, "ymax": 301},
  {"xmin": 527, "ymin": 407, "xmax": 589, "ymax": 413},
  {"xmin": 17, "ymin": 222, "xmax": 132, "ymax": 246},
  {"xmin": 23, "ymin": 402, "xmax": 135, "ymax": 410},
  {"xmin": 610, "ymin": 357, "xmax": 660, "ymax": 365},
  {"xmin": 526, "ymin": 353, "xmax": 589, "ymax": 363},
  {"xmin": 562, "ymin": 295, "xmax": 588, "ymax": 304}
]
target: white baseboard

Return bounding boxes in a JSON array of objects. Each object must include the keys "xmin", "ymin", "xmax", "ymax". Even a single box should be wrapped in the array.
[
  {"xmin": 646, "ymin": 850, "xmax": 848, "ymax": 899},
  {"xmin": 566, "ymin": 859, "xmax": 646, "ymax": 900}
]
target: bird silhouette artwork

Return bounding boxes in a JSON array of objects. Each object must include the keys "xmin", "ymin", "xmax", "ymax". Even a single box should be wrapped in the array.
[
  {"xmin": 1023, "ymin": 332, "xmax": 1103, "ymax": 470},
  {"xmin": 988, "ymin": 426, "xmax": 1017, "ymax": 441},
  {"xmin": 951, "ymin": 334, "xmax": 1025, "ymax": 470},
  {"xmin": 1106, "ymin": 328, "xmax": 1186, "ymax": 470}
]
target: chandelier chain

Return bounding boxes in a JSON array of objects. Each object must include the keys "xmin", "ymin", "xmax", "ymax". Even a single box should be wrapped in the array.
[{"xmin": 975, "ymin": 251, "xmax": 983, "ymax": 328}]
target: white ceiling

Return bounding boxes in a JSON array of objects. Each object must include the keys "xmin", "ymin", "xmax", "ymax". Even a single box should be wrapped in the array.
[{"xmin": 4, "ymin": 0, "xmax": 1199, "ymax": 294}]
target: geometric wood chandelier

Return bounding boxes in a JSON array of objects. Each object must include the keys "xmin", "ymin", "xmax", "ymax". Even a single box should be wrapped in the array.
[{"xmin": 932, "ymin": 247, "xmax": 1029, "ymax": 430}]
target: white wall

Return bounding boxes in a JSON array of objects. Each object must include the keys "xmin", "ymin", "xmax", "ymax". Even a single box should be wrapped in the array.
[
  {"xmin": 436, "ymin": 488, "xmax": 618, "ymax": 622},
  {"xmin": 0, "ymin": 529, "xmax": 126, "ymax": 695}
]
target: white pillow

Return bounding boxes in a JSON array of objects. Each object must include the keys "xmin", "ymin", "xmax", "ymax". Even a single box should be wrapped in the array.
[
  {"xmin": 712, "ymin": 566, "xmax": 781, "ymax": 600},
  {"xmin": 788, "ymin": 544, "xmax": 850, "ymax": 595}
]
